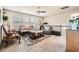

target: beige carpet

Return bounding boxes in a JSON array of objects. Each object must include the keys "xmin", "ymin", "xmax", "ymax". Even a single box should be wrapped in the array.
[{"xmin": 0, "ymin": 35, "xmax": 66, "ymax": 52}]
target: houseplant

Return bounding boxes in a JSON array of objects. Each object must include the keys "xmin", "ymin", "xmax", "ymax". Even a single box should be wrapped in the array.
[
  {"xmin": 3, "ymin": 15, "xmax": 8, "ymax": 21},
  {"xmin": 3, "ymin": 15, "xmax": 10, "ymax": 31}
]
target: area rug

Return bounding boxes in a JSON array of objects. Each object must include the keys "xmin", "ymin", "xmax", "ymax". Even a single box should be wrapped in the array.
[{"xmin": 22, "ymin": 35, "xmax": 52, "ymax": 45}]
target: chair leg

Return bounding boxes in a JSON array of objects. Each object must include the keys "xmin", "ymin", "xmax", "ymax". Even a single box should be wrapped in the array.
[
  {"xmin": 19, "ymin": 37, "xmax": 21, "ymax": 44},
  {"xmin": 17, "ymin": 36, "xmax": 21, "ymax": 44},
  {"xmin": 1, "ymin": 40, "xmax": 8, "ymax": 47},
  {"xmin": 16, "ymin": 36, "xmax": 21, "ymax": 44}
]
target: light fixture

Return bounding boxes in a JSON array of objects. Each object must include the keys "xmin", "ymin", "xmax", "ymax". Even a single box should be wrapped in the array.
[
  {"xmin": 61, "ymin": 6, "xmax": 69, "ymax": 10},
  {"xmin": 37, "ymin": 7, "xmax": 46, "ymax": 14}
]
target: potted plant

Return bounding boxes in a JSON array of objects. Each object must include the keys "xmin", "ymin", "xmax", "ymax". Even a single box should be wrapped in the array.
[
  {"xmin": 3, "ymin": 15, "xmax": 9, "ymax": 25},
  {"xmin": 3, "ymin": 15, "xmax": 8, "ymax": 21},
  {"xmin": 3, "ymin": 15, "xmax": 10, "ymax": 30}
]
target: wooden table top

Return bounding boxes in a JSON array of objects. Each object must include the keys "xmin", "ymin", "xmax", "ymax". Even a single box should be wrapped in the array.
[{"xmin": 19, "ymin": 30, "xmax": 43, "ymax": 33}]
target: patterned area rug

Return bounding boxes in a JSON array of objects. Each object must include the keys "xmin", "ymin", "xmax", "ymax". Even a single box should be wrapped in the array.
[{"xmin": 22, "ymin": 35, "xmax": 52, "ymax": 45}]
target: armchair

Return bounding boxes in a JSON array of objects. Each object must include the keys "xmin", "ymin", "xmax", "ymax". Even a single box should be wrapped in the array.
[{"xmin": 1, "ymin": 25, "xmax": 21, "ymax": 47}]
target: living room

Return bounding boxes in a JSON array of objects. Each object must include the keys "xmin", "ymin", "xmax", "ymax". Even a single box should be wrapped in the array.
[{"xmin": 0, "ymin": 6, "xmax": 79, "ymax": 52}]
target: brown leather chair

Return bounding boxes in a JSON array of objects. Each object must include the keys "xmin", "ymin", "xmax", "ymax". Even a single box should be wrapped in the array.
[{"xmin": 1, "ymin": 25, "xmax": 21, "ymax": 47}]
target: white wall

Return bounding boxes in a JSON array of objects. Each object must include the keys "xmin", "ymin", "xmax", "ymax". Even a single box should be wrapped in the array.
[
  {"xmin": 4, "ymin": 10, "xmax": 15, "ymax": 29},
  {"xmin": 44, "ymin": 9, "xmax": 79, "ymax": 36},
  {"xmin": 44, "ymin": 9, "xmax": 79, "ymax": 26}
]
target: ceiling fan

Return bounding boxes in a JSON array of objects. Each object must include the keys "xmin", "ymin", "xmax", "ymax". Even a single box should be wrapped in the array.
[
  {"xmin": 37, "ymin": 7, "xmax": 46, "ymax": 14},
  {"xmin": 61, "ymin": 6, "xmax": 69, "ymax": 9}
]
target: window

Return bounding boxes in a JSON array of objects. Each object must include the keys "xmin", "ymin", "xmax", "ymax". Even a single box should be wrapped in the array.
[{"xmin": 12, "ymin": 12, "xmax": 43, "ymax": 30}]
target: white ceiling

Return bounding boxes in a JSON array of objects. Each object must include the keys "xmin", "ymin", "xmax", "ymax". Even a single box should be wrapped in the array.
[{"xmin": 3, "ymin": 6, "xmax": 79, "ymax": 17}]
